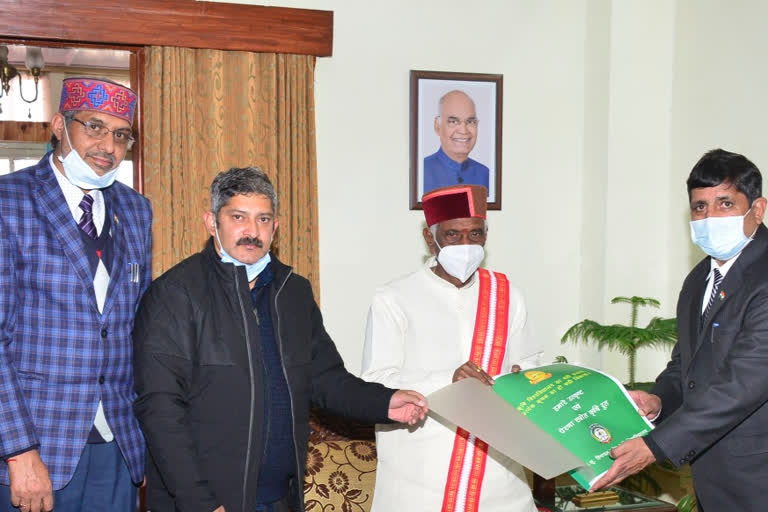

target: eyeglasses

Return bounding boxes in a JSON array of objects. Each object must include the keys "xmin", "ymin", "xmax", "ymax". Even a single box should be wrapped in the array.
[{"xmin": 71, "ymin": 118, "xmax": 135, "ymax": 149}]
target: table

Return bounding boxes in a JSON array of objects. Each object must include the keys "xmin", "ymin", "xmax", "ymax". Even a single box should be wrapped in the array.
[{"xmin": 545, "ymin": 485, "xmax": 677, "ymax": 512}]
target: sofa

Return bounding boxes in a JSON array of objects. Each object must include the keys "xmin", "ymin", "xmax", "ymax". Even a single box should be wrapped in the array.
[{"xmin": 304, "ymin": 410, "xmax": 378, "ymax": 512}]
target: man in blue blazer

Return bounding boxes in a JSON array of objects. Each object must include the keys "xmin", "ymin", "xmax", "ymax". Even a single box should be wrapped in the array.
[
  {"xmin": 592, "ymin": 149, "xmax": 768, "ymax": 511},
  {"xmin": 0, "ymin": 78, "xmax": 152, "ymax": 512}
]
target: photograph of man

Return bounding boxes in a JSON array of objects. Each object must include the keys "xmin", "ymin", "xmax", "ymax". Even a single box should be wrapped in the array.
[
  {"xmin": 0, "ymin": 77, "xmax": 151, "ymax": 512},
  {"xmin": 423, "ymin": 90, "xmax": 490, "ymax": 194},
  {"xmin": 361, "ymin": 184, "xmax": 538, "ymax": 512},
  {"xmin": 133, "ymin": 167, "xmax": 428, "ymax": 512},
  {"xmin": 591, "ymin": 149, "xmax": 768, "ymax": 512}
]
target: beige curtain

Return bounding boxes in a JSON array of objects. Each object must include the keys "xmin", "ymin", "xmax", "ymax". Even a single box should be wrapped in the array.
[{"xmin": 142, "ymin": 46, "xmax": 319, "ymax": 295}]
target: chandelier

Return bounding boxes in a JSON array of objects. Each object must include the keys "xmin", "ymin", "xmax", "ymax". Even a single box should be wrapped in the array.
[{"xmin": 0, "ymin": 45, "xmax": 45, "ymax": 115}]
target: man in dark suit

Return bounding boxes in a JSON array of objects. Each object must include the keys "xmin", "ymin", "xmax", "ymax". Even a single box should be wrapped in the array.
[
  {"xmin": 0, "ymin": 78, "xmax": 151, "ymax": 512},
  {"xmin": 592, "ymin": 149, "xmax": 768, "ymax": 511}
]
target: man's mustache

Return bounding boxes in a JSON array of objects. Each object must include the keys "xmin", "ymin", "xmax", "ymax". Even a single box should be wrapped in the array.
[{"xmin": 237, "ymin": 236, "xmax": 264, "ymax": 248}]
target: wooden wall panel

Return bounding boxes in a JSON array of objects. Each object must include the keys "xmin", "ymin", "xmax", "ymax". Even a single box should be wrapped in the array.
[
  {"xmin": 0, "ymin": 0, "xmax": 333, "ymax": 56},
  {"xmin": 0, "ymin": 121, "xmax": 50, "ymax": 142}
]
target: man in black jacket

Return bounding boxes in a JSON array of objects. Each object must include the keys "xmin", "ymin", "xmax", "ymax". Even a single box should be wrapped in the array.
[
  {"xmin": 133, "ymin": 167, "xmax": 427, "ymax": 512},
  {"xmin": 590, "ymin": 149, "xmax": 768, "ymax": 511}
]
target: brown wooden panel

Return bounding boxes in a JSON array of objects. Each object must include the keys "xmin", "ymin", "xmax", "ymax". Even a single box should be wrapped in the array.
[
  {"xmin": 131, "ymin": 48, "xmax": 145, "ymax": 194},
  {"xmin": 0, "ymin": 0, "xmax": 333, "ymax": 56},
  {"xmin": 0, "ymin": 121, "xmax": 50, "ymax": 142}
]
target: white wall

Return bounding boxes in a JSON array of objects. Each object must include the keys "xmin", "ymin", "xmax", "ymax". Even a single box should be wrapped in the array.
[
  {"xmin": 211, "ymin": 0, "xmax": 768, "ymax": 383},
  {"xmin": 305, "ymin": 0, "xmax": 592, "ymax": 375},
  {"xmin": 601, "ymin": 1, "xmax": 679, "ymax": 383}
]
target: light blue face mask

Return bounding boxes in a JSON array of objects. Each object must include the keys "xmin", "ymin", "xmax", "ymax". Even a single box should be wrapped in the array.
[
  {"xmin": 689, "ymin": 208, "xmax": 752, "ymax": 261},
  {"xmin": 57, "ymin": 122, "xmax": 120, "ymax": 190},
  {"xmin": 215, "ymin": 226, "xmax": 271, "ymax": 281}
]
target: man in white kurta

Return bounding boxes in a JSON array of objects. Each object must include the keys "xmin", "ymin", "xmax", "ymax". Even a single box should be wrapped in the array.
[{"xmin": 361, "ymin": 184, "xmax": 538, "ymax": 512}]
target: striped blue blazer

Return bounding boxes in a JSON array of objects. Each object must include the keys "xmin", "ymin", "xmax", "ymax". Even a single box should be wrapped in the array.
[{"xmin": 0, "ymin": 154, "xmax": 152, "ymax": 489}]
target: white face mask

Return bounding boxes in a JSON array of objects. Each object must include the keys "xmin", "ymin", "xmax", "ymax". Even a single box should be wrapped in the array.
[
  {"xmin": 57, "ymin": 123, "xmax": 120, "ymax": 189},
  {"xmin": 435, "ymin": 241, "xmax": 485, "ymax": 283},
  {"xmin": 689, "ymin": 208, "xmax": 752, "ymax": 261}
]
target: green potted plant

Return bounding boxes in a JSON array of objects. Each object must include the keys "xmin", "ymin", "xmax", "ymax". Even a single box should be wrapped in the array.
[{"xmin": 560, "ymin": 296, "xmax": 676, "ymax": 389}]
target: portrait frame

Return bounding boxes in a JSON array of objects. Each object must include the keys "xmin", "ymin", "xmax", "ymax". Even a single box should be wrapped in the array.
[{"xmin": 409, "ymin": 70, "xmax": 503, "ymax": 210}]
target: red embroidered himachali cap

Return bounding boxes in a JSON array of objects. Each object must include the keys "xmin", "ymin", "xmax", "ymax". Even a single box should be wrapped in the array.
[
  {"xmin": 422, "ymin": 184, "xmax": 488, "ymax": 227},
  {"xmin": 59, "ymin": 77, "xmax": 138, "ymax": 125}
]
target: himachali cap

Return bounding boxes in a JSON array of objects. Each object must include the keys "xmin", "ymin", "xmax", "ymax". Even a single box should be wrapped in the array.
[
  {"xmin": 59, "ymin": 77, "xmax": 138, "ymax": 125},
  {"xmin": 422, "ymin": 184, "xmax": 488, "ymax": 227}
]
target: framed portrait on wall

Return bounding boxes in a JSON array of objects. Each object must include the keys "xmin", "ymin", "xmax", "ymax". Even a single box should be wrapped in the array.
[{"xmin": 410, "ymin": 70, "xmax": 503, "ymax": 210}]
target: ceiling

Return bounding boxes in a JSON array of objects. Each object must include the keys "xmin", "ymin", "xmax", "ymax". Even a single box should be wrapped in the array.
[{"xmin": 4, "ymin": 44, "xmax": 130, "ymax": 70}]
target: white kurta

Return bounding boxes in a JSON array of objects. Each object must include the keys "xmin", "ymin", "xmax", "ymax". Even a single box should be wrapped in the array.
[{"xmin": 361, "ymin": 259, "xmax": 538, "ymax": 512}]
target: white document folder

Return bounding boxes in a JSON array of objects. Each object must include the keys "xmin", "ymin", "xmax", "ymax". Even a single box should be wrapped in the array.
[{"xmin": 427, "ymin": 377, "xmax": 589, "ymax": 480}]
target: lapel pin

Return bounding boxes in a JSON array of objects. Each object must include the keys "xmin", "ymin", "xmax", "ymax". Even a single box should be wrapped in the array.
[
  {"xmin": 113, "ymin": 213, "xmax": 119, "ymax": 224},
  {"xmin": 719, "ymin": 290, "xmax": 726, "ymax": 301}
]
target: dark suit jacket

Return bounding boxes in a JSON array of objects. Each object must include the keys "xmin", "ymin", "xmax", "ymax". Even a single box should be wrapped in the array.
[{"xmin": 649, "ymin": 223, "xmax": 768, "ymax": 510}]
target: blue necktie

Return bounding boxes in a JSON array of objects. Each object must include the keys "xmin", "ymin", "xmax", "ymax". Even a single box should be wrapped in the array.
[{"xmin": 78, "ymin": 194, "xmax": 97, "ymax": 239}]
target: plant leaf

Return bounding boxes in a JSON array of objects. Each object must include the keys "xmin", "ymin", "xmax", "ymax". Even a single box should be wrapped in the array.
[
  {"xmin": 562, "ymin": 316, "xmax": 677, "ymax": 353},
  {"xmin": 611, "ymin": 296, "xmax": 661, "ymax": 308}
]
